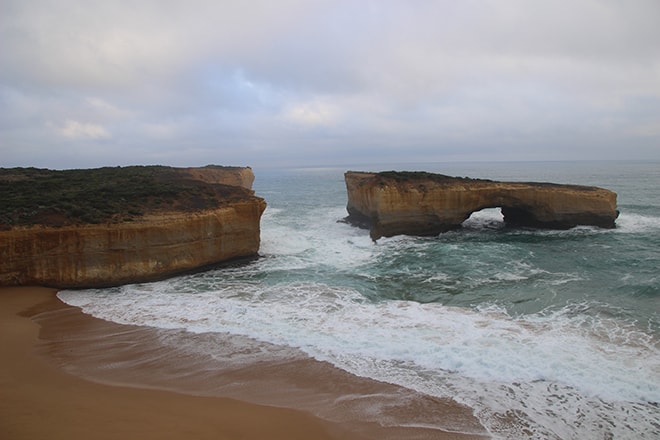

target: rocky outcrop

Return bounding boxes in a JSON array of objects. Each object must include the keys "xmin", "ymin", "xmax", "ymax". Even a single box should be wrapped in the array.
[
  {"xmin": 178, "ymin": 165, "xmax": 255, "ymax": 189},
  {"xmin": 345, "ymin": 171, "xmax": 618, "ymax": 240},
  {"xmin": 0, "ymin": 166, "xmax": 266, "ymax": 288}
]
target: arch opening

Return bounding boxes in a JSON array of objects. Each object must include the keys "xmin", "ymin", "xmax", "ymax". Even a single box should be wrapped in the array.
[{"xmin": 461, "ymin": 207, "xmax": 505, "ymax": 231}]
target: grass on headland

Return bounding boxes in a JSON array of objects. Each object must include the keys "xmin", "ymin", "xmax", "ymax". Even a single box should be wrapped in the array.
[{"xmin": 0, "ymin": 166, "xmax": 252, "ymax": 228}]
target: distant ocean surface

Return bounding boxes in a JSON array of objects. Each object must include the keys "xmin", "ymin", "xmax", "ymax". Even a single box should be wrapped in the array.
[{"xmin": 60, "ymin": 161, "xmax": 660, "ymax": 439}]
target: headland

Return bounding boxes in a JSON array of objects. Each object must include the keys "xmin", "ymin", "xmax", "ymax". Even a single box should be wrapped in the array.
[{"xmin": 0, "ymin": 165, "xmax": 266, "ymax": 288}]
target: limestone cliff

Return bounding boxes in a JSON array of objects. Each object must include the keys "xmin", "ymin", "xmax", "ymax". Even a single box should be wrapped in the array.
[
  {"xmin": 345, "ymin": 171, "xmax": 618, "ymax": 240},
  {"xmin": 178, "ymin": 165, "xmax": 255, "ymax": 189},
  {"xmin": 0, "ymin": 166, "xmax": 266, "ymax": 288}
]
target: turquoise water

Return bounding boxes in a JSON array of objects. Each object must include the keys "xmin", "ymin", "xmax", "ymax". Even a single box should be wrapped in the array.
[
  {"xmin": 60, "ymin": 161, "xmax": 660, "ymax": 439},
  {"xmin": 257, "ymin": 161, "xmax": 660, "ymax": 329}
]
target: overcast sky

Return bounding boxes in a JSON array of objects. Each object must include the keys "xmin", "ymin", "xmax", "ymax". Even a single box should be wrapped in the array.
[{"xmin": 2, "ymin": 0, "xmax": 659, "ymax": 169}]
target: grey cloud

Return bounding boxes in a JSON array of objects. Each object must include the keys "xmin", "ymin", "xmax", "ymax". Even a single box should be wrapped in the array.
[{"xmin": 1, "ymin": 0, "xmax": 659, "ymax": 169}]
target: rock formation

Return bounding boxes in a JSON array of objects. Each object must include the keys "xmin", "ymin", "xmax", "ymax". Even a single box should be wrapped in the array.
[
  {"xmin": 178, "ymin": 165, "xmax": 255, "ymax": 189},
  {"xmin": 345, "ymin": 171, "xmax": 619, "ymax": 240},
  {"xmin": 0, "ymin": 166, "xmax": 266, "ymax": 288}
]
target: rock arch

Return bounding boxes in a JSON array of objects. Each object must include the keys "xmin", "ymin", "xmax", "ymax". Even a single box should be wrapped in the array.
[{"xmin": 344, "ymin": 171, "xmax": 619, "ymax": 240}]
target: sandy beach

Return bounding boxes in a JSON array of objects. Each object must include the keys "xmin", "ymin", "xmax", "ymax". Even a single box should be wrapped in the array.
[
  {"xmin": 1, "ymin": 286, "xmax": 488, "ymax": 440},
  {"xmin": 1, "ymin": 287, "xmax": 359, "ymax": 440}
]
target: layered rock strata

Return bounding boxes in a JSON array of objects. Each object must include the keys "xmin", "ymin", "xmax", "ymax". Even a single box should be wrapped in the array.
[
  {"xmin": 345, "ymin": 171, "xmax": 618, "ymax": 240},
  {"xmin": 178, "ymin": 165, "xmax": 255, "ymax": 189},
  {"xmin": 0, "ymin": 166, "xmax": 266, "ymax": 288}
]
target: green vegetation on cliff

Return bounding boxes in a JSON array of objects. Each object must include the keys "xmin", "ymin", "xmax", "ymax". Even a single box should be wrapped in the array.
[
  {"xmin": 377, "ymin": 171, "xmax": 480, "ymax": 184},
  {"xmin": 0, "ymin": 166, "xmax": 253, "ymax": 228},
  {"xmin": 375, "ymin": 171, "xmax": 594, "ymax": 190}
]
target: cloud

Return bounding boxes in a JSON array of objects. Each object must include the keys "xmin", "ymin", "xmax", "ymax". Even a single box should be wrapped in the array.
[
  {"xmin": 283, "ymin": 99, "xmax": 341, "ymax": 127},
  {"xmin": 0, "ymin": 0, "xmax": 320, "ymax": 90},
  {"xmin": 1, "ymin": 0, "xmax": 659, "ymax": 168},
  {"xmin": 52, "ymin": 119, "xmax": 110, "ymax": 140}
]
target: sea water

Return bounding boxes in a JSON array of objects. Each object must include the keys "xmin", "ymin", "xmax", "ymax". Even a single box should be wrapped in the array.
[{"xmin": 59, "ymin": 161, "xmax": 660, "ymax": 439}]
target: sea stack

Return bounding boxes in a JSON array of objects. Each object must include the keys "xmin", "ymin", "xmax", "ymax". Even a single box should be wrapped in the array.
[
  {"xmin": 345, "ymin": 171, "xmax": 618, "ymax": 240},
  {"xmin": 0, "ymin": 165, "xmax": 266, "ymax": 288}
]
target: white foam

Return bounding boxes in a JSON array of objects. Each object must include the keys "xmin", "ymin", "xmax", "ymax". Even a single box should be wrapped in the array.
[
  {"xmin": 462, "ymin": 208, "xmax": 505, "ymax": 230},
  {"xmin": 58, "ymin": 283, "xmax": 659, "ymax": 404},
  {"xmin": 59, "ymin": 281, "xmax": 660, "ymax": 438},
  {"xmin": 615, "ymin": 212, "xmax": 660, "ymax": 233},
  {"xmin": 258, "ymin": 205, "xmax": 375, "ymax": 270}
]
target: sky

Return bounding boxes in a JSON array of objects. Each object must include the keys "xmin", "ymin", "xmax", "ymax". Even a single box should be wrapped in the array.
[{"xmin": 1, "ymin": 0, "xmax": 659, "ymax": 169}]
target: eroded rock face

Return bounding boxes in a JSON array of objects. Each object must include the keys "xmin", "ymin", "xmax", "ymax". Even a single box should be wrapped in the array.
[
  {"xmin": 0, "ymin": 201, "xmax": 266, "ymax": 288},
  {"xmin": 345, "ymin": 171, "xmax": 619, "ymax": 240},
  {"xmin": 178, "ymin": 166, "xmax": 255, "ymax": 189},
  {"xmin": 0, "ymin": 166, "xmax": 266, "ymax": 288}
]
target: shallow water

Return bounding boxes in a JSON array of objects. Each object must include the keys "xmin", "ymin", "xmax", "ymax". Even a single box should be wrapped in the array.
[{"xmin": 60, "ymin": 161, "xmax": 660, "ymax": 439}]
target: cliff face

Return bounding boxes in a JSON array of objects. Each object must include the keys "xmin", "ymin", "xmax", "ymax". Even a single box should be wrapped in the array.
[
  {"xmin": 0, "ymin": 200, "xmax": 266, "ymax": 288},
  {"xmin": 178, "ymin": 166, "xmax": 255, "ymax": 189},
  {"xmin": 0, "ymin": 166, "xmax": 266, "ymax": 288},
  {"xmin": 345, "ymin": 171, "xmax": 619, "ymax": 240}
]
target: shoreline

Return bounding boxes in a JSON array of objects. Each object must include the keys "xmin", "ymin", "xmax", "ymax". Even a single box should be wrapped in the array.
[{"xmin": 1, "ymin": 286, "xmax": 489, "ymax": 439}]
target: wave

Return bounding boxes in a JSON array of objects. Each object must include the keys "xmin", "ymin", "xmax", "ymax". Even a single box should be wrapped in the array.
[
  {"xmin": 451, "ymin": 206, "xmax": 660, "ymax": 236},
  {"xmin": 615, "ymin": 212, "xmax": 660, "ymax": 233},
  {"xmin": 58, "ymin": 283, "xmax": 659, "ymax": 401},
  {"xmin": 59, "ymin": 280, "xmax": 659, "ymax": 438}
]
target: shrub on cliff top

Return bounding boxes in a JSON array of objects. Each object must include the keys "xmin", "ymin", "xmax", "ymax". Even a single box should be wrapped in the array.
[
  {"xmin": 377, "ymin": 171, "xmax": 487, "ymax": 184},
  {"xmin": 0, "ymin": 166, "xmax": 252, "ymax": 228}
]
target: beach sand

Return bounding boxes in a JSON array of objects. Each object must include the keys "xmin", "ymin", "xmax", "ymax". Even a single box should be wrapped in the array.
[{"xmin": 1, "ymin": 286, "xmax": 489, "ymax": 439}]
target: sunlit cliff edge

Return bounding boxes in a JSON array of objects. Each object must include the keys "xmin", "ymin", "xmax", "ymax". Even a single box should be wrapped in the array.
[
  {"xmin": 0, "ymin": 165, "xmax": 266, "ymax": 288},
  {"xmin": 345, "ymin": 171, "xmax": 618, "ymax": 241}
]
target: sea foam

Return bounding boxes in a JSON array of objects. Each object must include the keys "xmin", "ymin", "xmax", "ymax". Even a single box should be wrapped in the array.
[{"xmin": 59, "ymin": 278, "xmax": 659, "ymax": 438}]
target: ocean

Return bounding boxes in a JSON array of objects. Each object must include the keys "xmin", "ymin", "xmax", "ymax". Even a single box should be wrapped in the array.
[{"xmin": 58, "ymin": 161, "xmax": 659, "ymax": 439}]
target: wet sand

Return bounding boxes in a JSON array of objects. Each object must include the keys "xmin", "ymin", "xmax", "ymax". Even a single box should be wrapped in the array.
[{"xmin": 1, "ymin": 286, "xmax": 489, "ymax": 439}]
